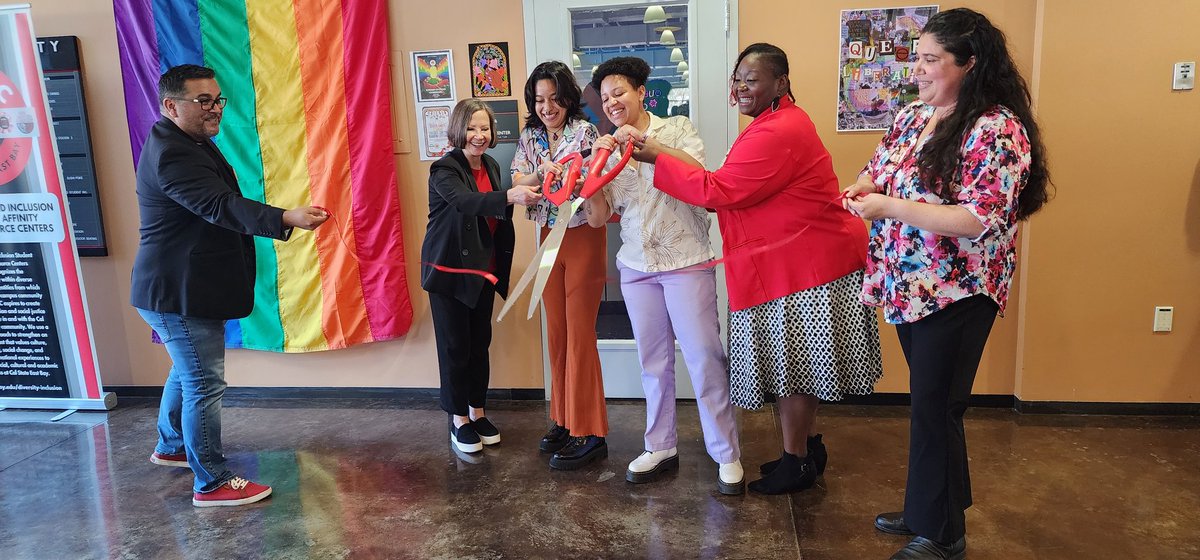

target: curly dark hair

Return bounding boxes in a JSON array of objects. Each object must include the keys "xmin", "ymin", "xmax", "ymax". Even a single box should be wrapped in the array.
[
  {"xmin": 522, "ymin": 60, "xmax": 586, "ymax": 131},
  {"xmin": 730, "ymin": 43, "xmax": 794, "ymax": 105},
  {"xmin": 590, "ymin": 56, "xmax": 651, "ymax": 92},
  {"xmin": 917, "ymin": 8, "xmax": 1051, "ymax": 220},
  {"xmin": 158, "ymin": 64, "xmax": 215, "ymax": 104}
]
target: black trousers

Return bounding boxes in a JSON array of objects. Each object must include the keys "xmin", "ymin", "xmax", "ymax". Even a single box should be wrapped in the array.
[
  {"xmin": 428, "ymin": 285, "xmax": 496, "ymax": 416},
  {"xmin": 897, "ymin": 294, "xmax": 998, "ymax": 544}
]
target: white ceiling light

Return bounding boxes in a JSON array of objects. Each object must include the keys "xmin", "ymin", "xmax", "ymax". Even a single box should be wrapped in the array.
[
  {"xmin": 643, "ymin": 5, "xmax": 667, "ymax": 24},
  {"xmin": 670, "ymin": 47, "xmax": 684, "ymax": 62},
  {"xmin": 681, "ymin": 70, "xmax": 689, "ymax": 81},
  {"xmin": 572, "ymin": 52, "xmax": 581, "ymax": 68},
  {"xmin": 677, "ymin": 60, "xmax": 689, "ymax": 73},
  {"xmin": 657, "ymin": 26, "xmax": 679, "ymax": 45}
]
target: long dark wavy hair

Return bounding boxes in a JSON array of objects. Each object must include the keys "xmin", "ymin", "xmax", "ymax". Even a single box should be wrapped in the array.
[
  {"xmin": 729, "ymin": 43, "xmax": 794, "ymax": 107},
  {"xmin": 918, "ymin": 8, "xmax": 1051, "ymax": 220},
  {"xmin": 522, "ymin": 60, "xmax": 586, "ymax": 131}
]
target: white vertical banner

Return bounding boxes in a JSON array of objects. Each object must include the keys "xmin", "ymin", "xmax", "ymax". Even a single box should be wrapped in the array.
[{"xmin": 0, "ymin": 3, "xmax": 113, "ymax": 412}]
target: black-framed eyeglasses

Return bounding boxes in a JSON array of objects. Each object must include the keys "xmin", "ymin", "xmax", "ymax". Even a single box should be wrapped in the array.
[{"xmin": 172, "ymin": 96, "xmax": 228, "ymax": 111}]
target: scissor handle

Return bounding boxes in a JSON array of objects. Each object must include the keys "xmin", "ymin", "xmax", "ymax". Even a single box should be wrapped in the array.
[
  {"xmin": 580, "ymin": 140, "xmax": 635, "ymax": 199},
  {"xmin": 541, "ymin": 152, "xmax": 583, "ymax": 206}
]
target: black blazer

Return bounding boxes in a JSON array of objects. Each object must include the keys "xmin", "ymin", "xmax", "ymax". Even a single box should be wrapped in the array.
[
  {"xmin": 130, "ymin": 118, "xmax": 289, "ymax": 320},
  {"xmin": 420, "ymin": 149, "xmax": 515, "ymax": 308}
]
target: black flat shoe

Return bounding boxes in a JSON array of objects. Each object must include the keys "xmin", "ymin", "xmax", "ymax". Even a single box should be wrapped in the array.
[
  {"xmin": 471, "ymin": 417, "xmax": 500, "ymax": 446},
  {"xmin": 549, "ymin": 436, "xmax": 607, "ymax": 470},
  {"xmin": 539, "ymin": 423, "xmax": 571, "ymax": 453},
  {"xmin": 889, "ymin": 536, "xmax": 966, "ymax": 560},
  {"xmin": 875, "ymin": 511, "xmax": 915, "ymax": 535},
  {"xmin": 450, "ymin": 422, "xmax": 482, "ymax": 454},
  {"xmin": 760, "ymin": 434, "xmax": 828, "ymax": 475}
]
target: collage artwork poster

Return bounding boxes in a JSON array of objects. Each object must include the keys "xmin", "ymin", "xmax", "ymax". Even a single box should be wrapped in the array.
[
  {"xmin": 837, "ymin": 5, "xmax": 938, "ymax": 131},
  {"xmin": 411, "ymin": 49, "xmax": 455, "ymax": 160},
  {"xmin": 468, "ymin": 42, "xmax": 510, "ymax": 98}
]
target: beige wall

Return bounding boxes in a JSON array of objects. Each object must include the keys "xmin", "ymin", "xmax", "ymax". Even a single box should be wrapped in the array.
[{"xmin": 26, "ymin": 0, "xmax": 1200, "ymax": 403}]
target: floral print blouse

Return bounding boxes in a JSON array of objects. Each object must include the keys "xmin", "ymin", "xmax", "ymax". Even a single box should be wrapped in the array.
[
  {"xmin": 860, "ymin": 101, "xmax": 1031, "ymax": 324},
  {"xmin": 603, "ymin": 114, "xmax": 713, "ymax": 273},
  {"xmin": 510, "ymin": 119, "xmax": 598, "ymax": 228}
]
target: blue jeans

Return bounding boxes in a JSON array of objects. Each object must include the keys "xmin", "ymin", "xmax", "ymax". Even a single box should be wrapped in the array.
[{"xmin": 136, "ymin": 308, "xmax": 234, "ymax": 493}]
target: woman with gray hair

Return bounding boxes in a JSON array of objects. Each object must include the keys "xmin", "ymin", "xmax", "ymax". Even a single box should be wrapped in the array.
[{"xmin": 421, "ymin": 98, "xmax": 542, "ymax": 454}]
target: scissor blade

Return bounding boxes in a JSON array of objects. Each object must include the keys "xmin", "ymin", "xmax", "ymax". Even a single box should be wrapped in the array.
[
  {"xmin": 496, "ymin": 229, "xmax": 554, "ymax": 322},
  {"xmin": 525, "ymin": 198, "xmax": 585, "ymax": 319}
]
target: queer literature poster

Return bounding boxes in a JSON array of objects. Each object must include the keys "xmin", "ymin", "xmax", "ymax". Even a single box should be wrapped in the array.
[{"xmin": 837, "ymin": 5, "xmax": 937, "ymax": 131}]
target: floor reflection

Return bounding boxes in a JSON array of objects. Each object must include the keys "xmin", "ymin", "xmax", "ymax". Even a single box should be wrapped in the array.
[{"xmin": 1, "ymin": 402, "xmax": 1198, "ymax": 559}]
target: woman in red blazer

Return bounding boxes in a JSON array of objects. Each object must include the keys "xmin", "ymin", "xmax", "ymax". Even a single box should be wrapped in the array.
[{"xmin": 624, "ymin": 43, "xmax": 883, "ymax": 494}]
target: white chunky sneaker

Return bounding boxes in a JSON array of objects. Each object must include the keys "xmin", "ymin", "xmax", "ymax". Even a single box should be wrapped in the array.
[
  {"xmin": 625, "ymin": 447, "xmax": 679, "ymax": 483},
  {"xmin": 717, "ymin": 460, "xmax": 745, "ymax": 495}
]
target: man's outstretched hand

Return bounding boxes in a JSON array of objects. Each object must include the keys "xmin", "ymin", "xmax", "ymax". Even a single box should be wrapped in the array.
[{"xmin": 283, "ymin": 206, "xmax": 330, "ymax": 230}]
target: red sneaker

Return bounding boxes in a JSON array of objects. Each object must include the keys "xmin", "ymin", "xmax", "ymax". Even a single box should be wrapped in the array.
[
  {"xmin": 192, "ymin": 477, "xmax": 272, "ymax": 508},
  {"xmin": 149, "ymin": 451, "xmax": 189, "ymax": 468}
]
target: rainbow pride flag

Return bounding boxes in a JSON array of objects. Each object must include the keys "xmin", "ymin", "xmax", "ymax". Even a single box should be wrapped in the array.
[{"xmin": 113, "ymin": 0, "xmax": 412, "ymax": 352}]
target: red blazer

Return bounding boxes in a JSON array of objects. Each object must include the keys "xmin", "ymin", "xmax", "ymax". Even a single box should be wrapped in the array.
[{"xmin": 654, "ymin": 96, "xmax": 867, "ymax": 311}]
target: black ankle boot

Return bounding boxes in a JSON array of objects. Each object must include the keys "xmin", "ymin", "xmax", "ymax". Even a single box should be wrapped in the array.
[
  {"xmin": 807, "ymin": 434, "xmax": 827, "ymax": 475},
  {"xmin": 748, "ymin": 452, "xmax": 816, "ymax": 495},
  {"xmin": 759, "ymin": 434, "xmax": 828, "ymax": 476}
]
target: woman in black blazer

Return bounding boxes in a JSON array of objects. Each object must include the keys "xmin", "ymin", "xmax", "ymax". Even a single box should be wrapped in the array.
[{"xmin": 421, "ymin": 98, "xmax": 543, "ymax": 454}]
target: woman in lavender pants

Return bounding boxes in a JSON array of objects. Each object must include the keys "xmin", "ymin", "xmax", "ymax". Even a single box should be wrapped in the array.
[{"xmin": 585, "ymin": 57, "xmax": 743, "ymax": 495}]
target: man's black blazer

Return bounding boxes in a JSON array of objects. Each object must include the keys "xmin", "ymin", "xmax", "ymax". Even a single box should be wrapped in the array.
[
  {"xmin": 420, "ymin": 148, "xmax": 515, "ymax": 308},
  {"xmin": 130, "ymin": 117, "xmax": 289, "ymax": 320}
]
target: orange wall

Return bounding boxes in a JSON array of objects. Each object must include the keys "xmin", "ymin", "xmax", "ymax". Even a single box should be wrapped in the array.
[
  {"xmin": 1016, "ymin": 0, "xmax": 1200, "ymax": 402},
  {"xmin": 26, "ymin": 0, "xmax": 544, "ymax": 390},
  {"xmin": 26, "ymin": 0, "xmax": 1200, "ymax": 403}
]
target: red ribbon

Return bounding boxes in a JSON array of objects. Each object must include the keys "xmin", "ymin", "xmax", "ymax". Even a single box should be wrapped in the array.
[
  {"xmin": 683, "ymin": 193, "xmax": 860, "ymax": 271},
  {"xmin": 313, "ymin": 205, "xmax": 499, "ymax": 285}
]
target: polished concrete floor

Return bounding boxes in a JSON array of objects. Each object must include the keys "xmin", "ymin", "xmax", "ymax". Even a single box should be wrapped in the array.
[{"xmin": 1, "ymin": 399, "xmax": 1198, "ymax": 559}]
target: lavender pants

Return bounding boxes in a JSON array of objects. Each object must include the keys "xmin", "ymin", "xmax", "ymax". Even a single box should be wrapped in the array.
[{"xmin": 618, "ymin": 260, "xmax": 740, "ymax": 464}]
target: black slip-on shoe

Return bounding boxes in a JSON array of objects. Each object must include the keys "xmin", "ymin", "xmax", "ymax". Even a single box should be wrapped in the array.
[
  {"xmin": 450, "ymin": 422, "xmax": 482, "ymax": 453},
  {"xmin": 471, "ymin": 417, "xmax": 501, "ymax": 445},
  {"xmin": 888, "ymin": 536, "xmax": 966, "ymax": 560},
  {"xmin": 875, "ymin": 511, "xmax": 916, "ymax": 535}
]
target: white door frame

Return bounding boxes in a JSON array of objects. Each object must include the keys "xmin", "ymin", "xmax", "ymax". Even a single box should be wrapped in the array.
[{"xmin": 522, "ymin": 0, "xmax": 739, "ymax": 398}]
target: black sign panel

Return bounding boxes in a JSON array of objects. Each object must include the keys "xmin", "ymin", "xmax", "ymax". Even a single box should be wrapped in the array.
[
  {"xmin": 38, "ymin": 36, "xmax": 107, "ymax": 257},
  {"xmin": 483, "ymin": 100, "xmax": 519, "ymax": 190},
  {"xmin": 0, "ymin": 247, "xmax": 69, "ymax": 398}
]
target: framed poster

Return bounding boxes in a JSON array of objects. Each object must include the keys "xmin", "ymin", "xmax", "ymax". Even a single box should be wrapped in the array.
[
  {"xmin": 411, "ymin": 50, "xmax": 456, "ymax": 161},
  {"xmin": 468, "ymin": 42, "xmax": 510, "ymax": 97},
  {"xmin": 419, "ymin": 104, "xmax": 452, "ymax": 160},
  {"xmin": 837, "ymin": 5, "xmax": 938, "ymax": 131},
  {"xmin": 411, "ymin": 49, "xmax": 454, "ymax": 102}
]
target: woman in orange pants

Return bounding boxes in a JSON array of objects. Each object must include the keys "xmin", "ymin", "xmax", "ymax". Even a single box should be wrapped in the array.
[{"xmin": 510, "ymin": 60, "xmax": 608, "ymax": 469}]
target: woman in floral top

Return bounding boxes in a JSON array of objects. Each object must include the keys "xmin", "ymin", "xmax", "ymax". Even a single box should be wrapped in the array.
[
  {"xmin": 510, "ymin": 61, "xmax": 609, "ymax": 470},
  {"xmin": 585, "ymin": 57, "xmax": 744, "ymax": 496},
  {"xmin": 843, "ymin": 9, "xmax": 1051, "ymax": 560}
]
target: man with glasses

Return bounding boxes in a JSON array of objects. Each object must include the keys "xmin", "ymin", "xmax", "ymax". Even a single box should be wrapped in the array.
[{"xmin": 131, "ymin": 64, "xmax": 328, "ymax": 507}]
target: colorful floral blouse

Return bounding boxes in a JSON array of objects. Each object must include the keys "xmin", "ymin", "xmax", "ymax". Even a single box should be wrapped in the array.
[
  {"xmin": 860, "ymin": 101, "xmax": 1031, "ymax": 324},
  {"xmin": 510, "ymin": 119, "xmax": 598, "ymax": 228}
]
